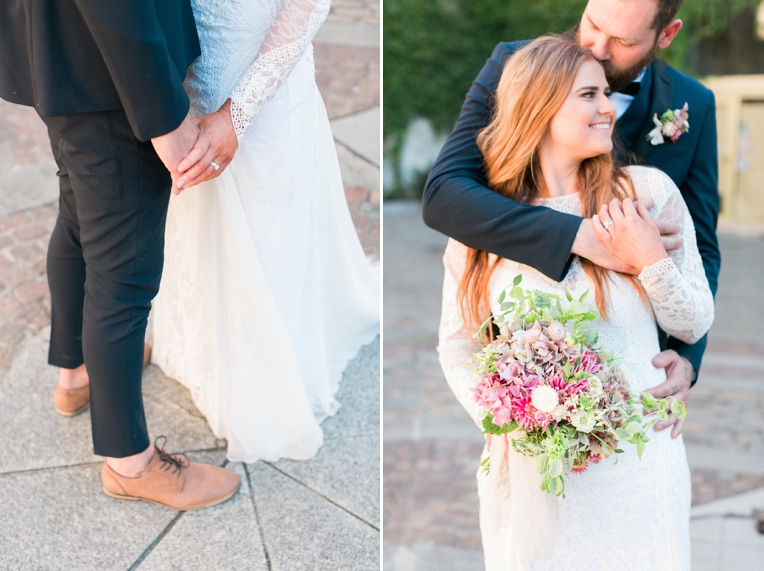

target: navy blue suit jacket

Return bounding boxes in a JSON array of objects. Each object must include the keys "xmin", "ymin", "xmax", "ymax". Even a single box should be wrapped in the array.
[
  {"xmin": 0, "ymin": 0, "xmax": 200, "ymax": 141},
  {"xmin": 423, "ymin": 40, "xmax": 720, "ymax": 380}
]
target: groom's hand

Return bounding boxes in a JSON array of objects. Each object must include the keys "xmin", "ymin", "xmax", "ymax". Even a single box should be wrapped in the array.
[
  {"xmin": 572, "ymin": 218, "xmax": 640, "ymax": 274},
  {"xmin": 151, "ymin": 117, "xmax": 200, "ymax": 187},
  {"xmin": 175, "ymin": 100, "xmax": 238, "ymax": 193},
  {"xmin": 646, "ymin": 349, "xmax": 693, "ymax": 438},
  {"xmin": 574, "ymin": 199, "xmax": 681, "ymax": 273}
]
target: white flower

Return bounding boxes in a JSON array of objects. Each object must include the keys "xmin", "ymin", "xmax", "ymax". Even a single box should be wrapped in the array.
[
  {"xmin": 552, "ymin": 405, "xmax": 568, "ymax": 421},
  {"xmin": 662, "ymin": 120, "xmax": 678, "ymax": 138},
  {"xmin": 588, "ymin": 376, "xmax": 603, "ymax": 398},
  {"xmin": 547, "ymin": 321, "xmax": 567, "ymax": 342},
  {"xmin": 648, "ymin": 114, "xmax": 664, "ymax": 146},
  {"xmin": 570, "ymin": 411, "xmax": 596, "ymax": 433},
  {"xmin": 531, "ymin": 385, "xmax": 559, "ymax": 413}
]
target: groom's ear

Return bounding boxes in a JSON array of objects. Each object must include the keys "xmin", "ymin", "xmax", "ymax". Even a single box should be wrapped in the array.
[{"xmin": 656, "ymin": 19, "xmax": 682, "ymax": 50}]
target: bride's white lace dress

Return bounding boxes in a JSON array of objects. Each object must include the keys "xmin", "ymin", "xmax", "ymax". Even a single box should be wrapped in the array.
[
  {"xmin": 438, "ymin": 166, "xmax": 714, "ymax": 570},
  {"xmin": 151, "ymin": 0, "xmax": 380, "ymax": 463}
]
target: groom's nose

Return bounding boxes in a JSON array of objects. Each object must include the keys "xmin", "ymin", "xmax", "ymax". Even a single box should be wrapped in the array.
[{"xmin": 587, "ymin": 35, "xmax": 612, "ymax": 62}]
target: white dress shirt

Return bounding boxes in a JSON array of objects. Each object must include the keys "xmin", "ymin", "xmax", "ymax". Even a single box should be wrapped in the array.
[{"xmin": 610, "ymin": 68, "xmax": 647, "ymax": 119}]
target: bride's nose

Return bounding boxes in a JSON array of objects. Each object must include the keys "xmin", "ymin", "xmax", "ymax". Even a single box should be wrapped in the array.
[{"xmin": 598, "ymin": 94, "xmax": 616, "ymax": 118}]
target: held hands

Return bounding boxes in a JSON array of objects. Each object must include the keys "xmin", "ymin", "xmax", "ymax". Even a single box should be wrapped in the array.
[
  {"xmin": 591, "ymin": 198, "xmax": 670, "ymax": 273},
  {"xmin": 151, "ymin": 117, "xmax": 200, "ymax": 188},
  {"xmin": 174, "ymin": 99, "xmax": 238, "ymax": 194},
  {"xmin": 572, "ymin": 198, "xmax": 682, "ymax": 275}
]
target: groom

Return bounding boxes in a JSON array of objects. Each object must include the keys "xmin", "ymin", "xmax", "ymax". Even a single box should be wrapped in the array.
[
  {"xmin": 0, "ymin": 1, "xmax": 240, "ymax": 508},
  {"xmin": 424, "ymin": 0, "xmax": 720, "ymax": 438}
]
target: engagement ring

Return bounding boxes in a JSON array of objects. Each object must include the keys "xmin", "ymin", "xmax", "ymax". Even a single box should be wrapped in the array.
[
  {"xmin": 603, "ymin": 220, "xmax": 613, "ymax": 231},
  {"xmin": 210, "ymin": 161, "xmax": 220, "ymax": 171}
]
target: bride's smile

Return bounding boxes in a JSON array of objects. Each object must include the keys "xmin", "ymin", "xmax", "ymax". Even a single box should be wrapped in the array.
[{"xmin": 544, "ymin": 59, "xmax": 616, "ymax": 164}]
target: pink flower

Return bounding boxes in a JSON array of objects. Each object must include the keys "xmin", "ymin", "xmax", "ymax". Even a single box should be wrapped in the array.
[{"xmin": 571, "ymin": 458, "xmax": 588, "ymax": 474}]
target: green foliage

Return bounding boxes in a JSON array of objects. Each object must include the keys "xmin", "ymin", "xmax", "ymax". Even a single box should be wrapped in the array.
[
  {"xmin": 384, "ymin": 0, "xmax": 761, "ymax": 146},
  {"xmin": 662, "ymin": 0, "xmax": 762, "ymax": 70},
  {"xmin": 482, "ymin": 412, "xmax": 518, "ymax": 435},
  {"xmin": 383, "ymin": 0, "xmax": 588, "ymax": 143}
]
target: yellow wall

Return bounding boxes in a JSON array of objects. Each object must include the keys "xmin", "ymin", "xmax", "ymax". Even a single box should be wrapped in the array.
[{"xmin": 704, "ymin": 75, "xmax": 764, "ymax": 223}]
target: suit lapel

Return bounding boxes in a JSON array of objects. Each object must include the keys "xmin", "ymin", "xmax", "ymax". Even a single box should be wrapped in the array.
[
  {"xmin": 633, "ymin": 59, "xmax": 674, "ymax": 163},
  {"xmin": 614, "ymin": 67, "xmax": 652, "ymax": 158}
]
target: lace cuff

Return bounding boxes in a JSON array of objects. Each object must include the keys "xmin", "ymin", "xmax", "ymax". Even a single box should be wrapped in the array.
[
  {"xmin": 634, "ymin": 167, "xmax": 715, "ymax": 344},
  {"xmin": 638, "ymin": 257, "xmax": 674, "ymax": 288},
  {"xmin": 230, "ymin": 0, "xmax": 330, "ymax": 139}
]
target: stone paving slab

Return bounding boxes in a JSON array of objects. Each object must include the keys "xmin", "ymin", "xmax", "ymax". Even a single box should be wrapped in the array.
[
  {"xmin": 384, "ymin": 544, "xmax": 484, "ymax": 571},
  {"xmin": 0, "ymin": 462, "xmax": 182, "ymax": 571},
  {"xmin": 0, "ymin": 160, "xmax": 59, "ymax": 218},
  {"xmin": 139, "ymin": 461, "xmax": 268, "ymax": 571},
  {"xmin": 322, "ymin": 337, "xmax": 381, "ymax": 442},
  {"xmin": 248, "ymin": 461, "xmax": 380, "ymax": 571},
  {"xmin": 0, "ymin": 334, "xmax": 221, "ymax": 475},
  {"xmin": 314, "ymin": 22, "xmax": 380, "ymax": 47},
  {"xmin": 272, "ymin": 434, "xmax": 381, "ymax": 526},
  {"xmin": 689, "ymin": 488, "xmax": 764, "ymax": 570},
  {"xmin": 330, "ymin": 106, "xmax": 381, "ymax": 166}
]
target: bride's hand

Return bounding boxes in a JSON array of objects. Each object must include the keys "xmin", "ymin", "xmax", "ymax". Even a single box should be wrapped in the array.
[
  {"xmin": 175, "ymin": 99, "xmax": 238, "ymax": 194},
  {"xmin": 591, "ymin": 198, "xmax": 669, "ymax": 273}
]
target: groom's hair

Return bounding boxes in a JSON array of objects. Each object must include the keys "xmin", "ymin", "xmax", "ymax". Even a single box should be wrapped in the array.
[{"xmin": 652, "ymin": 0, "xmax": 683, "ymax": 34}]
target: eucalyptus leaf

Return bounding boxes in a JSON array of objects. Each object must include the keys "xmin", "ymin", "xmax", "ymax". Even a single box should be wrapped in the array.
[
  {"xmin": 670, "ymin": 398, "xmax": 687, "ymax": 420},
  {"xmin": 549, "ymin": 459, "xmax": 563, "ymax": 478}
]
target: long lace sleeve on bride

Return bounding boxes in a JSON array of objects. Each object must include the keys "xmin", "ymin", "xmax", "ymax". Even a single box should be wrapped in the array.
[
  {"xmin": 634, "ymin": 167, "xmax": 715, "ymax": 345},
  {"xmin": 229, "ymin": 0, "xmax": 331, "ymax": 139},
  {"xmin": 438, "ymin": 239, "xmax": 485, "ymax": 429}
]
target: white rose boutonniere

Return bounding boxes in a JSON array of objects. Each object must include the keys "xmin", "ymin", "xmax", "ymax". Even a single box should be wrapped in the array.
[{"xmin": 646, "ymin": 102, "xmax": 689, "ymax": 145}]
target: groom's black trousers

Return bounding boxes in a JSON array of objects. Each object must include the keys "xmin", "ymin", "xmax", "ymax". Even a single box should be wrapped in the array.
[{"xmin": 43, "ymin": 110, "xmax": 171, "ymax": 458}]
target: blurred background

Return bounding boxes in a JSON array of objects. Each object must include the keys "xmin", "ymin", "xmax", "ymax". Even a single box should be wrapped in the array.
[{"xmin": 383, "ymin": 1, "xmax": 764, "ymax": 570}]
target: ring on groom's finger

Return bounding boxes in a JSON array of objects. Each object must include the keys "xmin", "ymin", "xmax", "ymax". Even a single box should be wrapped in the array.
[
  {"xmin": 603, "ymin": 220, "xmax": 614, "ymax": 231},
  {"xmin": 210, "ymin": 161, "xmax": 220, "ymax": 171}
]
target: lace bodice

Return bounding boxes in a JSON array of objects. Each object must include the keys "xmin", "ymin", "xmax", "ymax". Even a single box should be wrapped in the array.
[
  {"xmin": 438, "ymin": 165, "xmax": 708, "ymax": 569},
  {"xmin": 185, "ymin": 0, "xmax": 330, "ymax": 138},
  {"xmin": 439, "ymin": 165, "xmax": 714, "ymax": 428}
]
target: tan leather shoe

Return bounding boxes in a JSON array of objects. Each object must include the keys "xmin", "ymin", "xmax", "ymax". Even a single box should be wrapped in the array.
[
  {"xmin": 101, "ymin": 439, "xmax": 241, "ymax": 511},
  {"xmin": 54, "ymin": 384, "xmax": 90, "ymax": 417}
]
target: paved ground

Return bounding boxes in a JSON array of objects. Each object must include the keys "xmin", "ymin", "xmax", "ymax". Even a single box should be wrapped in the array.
[
  {"xmin": 383, "ymin": 201, "xmax": 764, "ymax": 570},
  {"xmin": 0, "ymin": 3, "xmax": 380, "ymax": 570}
]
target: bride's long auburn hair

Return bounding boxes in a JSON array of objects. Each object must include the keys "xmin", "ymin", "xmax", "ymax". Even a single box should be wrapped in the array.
[{"xmin": 459, "ymin": 36, "xmax": 647, "ymax": 337}]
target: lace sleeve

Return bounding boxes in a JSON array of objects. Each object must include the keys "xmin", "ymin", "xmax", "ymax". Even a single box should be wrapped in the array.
[
  {"xmin": 229, "ymin": 0, "xmax": 330, "ymax": 139},
  {"xmin": 437, "ymin": 239, "xmax": 485, "ymax": 429},
  {"xmin": 637, "ymin": 169, "xmax": 715, "ymax": 344}
]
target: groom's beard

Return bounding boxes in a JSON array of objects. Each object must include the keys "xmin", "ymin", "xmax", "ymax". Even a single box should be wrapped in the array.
[
  {"xmin": 600, "ymin": 42, "xmax": 658, "ymax": 92},
  {"xmin": 569, "ymin": 25, "xmax": 658, "ymax": 92}
]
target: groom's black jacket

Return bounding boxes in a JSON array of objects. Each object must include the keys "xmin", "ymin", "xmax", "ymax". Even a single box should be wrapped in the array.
[
  {"xmin": 0, "ymin": 0, "xmax": 201, "ymax": 141},
  {"xmin": 423, "ymin": 40, "xmax": 721, "ymax": 381}
]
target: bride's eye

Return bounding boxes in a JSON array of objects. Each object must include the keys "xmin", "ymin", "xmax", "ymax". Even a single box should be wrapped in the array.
[{"xmin": 583, "ymin": 90, "xmax": 596, "ymax": 99}]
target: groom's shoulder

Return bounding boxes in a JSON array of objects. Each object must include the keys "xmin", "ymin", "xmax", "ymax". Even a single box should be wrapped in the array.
[
  {"xmin": 663, "ymin": 60, "xmax": 715, "ymax": 108},
  {"xmin": 490, "ymin": 40, "xmax": 534, "ymax": 66}
]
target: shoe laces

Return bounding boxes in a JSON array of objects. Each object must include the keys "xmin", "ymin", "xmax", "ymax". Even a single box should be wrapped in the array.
[{"xmin": 154, "ymin": 436, "xmax": 190, "ymax": 476}]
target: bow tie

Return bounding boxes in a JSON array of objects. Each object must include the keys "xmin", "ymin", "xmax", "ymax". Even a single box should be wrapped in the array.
[{"xmin": 615, "ymin": 82, "xmax": 641, "ymax": 96}]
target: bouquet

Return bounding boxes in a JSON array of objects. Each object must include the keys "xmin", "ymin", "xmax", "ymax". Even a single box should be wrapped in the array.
[{"xmin": 471, "ymin": 275, "xmax": 686, "ymax": 498}]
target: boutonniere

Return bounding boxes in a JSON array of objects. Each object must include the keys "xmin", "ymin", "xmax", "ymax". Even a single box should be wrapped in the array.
[{"xmin": 646, "ymin": 102, "xmax": 689, "ymax": 145}]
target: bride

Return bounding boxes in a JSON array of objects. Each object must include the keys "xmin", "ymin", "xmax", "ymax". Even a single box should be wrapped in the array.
[
  {"xmin": 150, "ymin": 0, "xmax": 379, "ymax": 463},
  {"xmin": 438, "ymin": 37, "xmax": 713, "ymax": 569}
]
